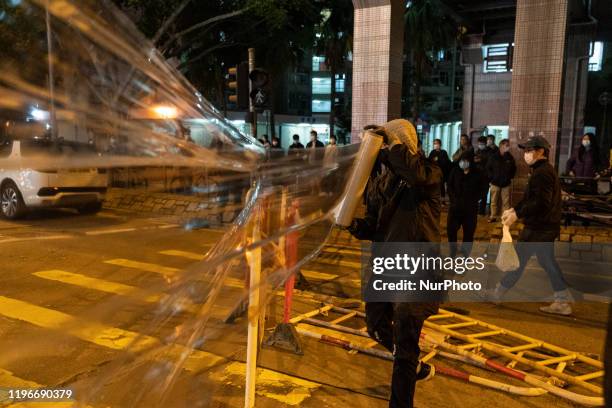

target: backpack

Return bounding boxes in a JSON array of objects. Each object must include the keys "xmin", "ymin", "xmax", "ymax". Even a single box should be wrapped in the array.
[{"xmin": 366, "ymin": 166, "xmax": 409, "ymax": 235}]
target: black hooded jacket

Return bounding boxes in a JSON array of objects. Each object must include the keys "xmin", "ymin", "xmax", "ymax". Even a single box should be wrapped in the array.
[
  {"xmin": 514, "ymin": 159, "xmax": 562, "ymax": 232},
  {"xmin": 447, "ymin": 166, "xmax": 488, "ymax": 213},
  {"xmin": 349, "ymin": 144, "xmax": 442, "ymax": 319},
  {"xmin": 487, "ymin": 151, "xmax": 517, "ymax": 187}
]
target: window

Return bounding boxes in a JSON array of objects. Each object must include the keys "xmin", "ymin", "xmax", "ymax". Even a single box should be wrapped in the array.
[
  {"xmin": 335, "ymin": 79, "xmax": 345, "ymax": 92},
  {"xmin": 312, "ymin": 77, "xmax": 331, "ymax": 94},
  {"xmin": 312, "ymin": 56, "xmax": 328, "ymax": 72},
  {"xmin": 482, "ymin": 43, "xmax": 512, "ymax": 73},
  {"xmin": 437, "ymin": 50, "xmax": 445, "ymax": 61},
  {"xmin": 312, "ymin": 99, "xmax": 331, "ymax": 113},
  {"xmin": 588, "ymin": 42, "xmax": 604, "ymax": 72}
]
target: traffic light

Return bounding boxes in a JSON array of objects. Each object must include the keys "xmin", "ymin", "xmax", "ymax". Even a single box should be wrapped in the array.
[
  {"xmin": 249, "ymin": 68, "xmax": 271, "ymax": 110},
  {"xmin": 227, "ymin": 61, "xmax": 248, "ymax": 109}
]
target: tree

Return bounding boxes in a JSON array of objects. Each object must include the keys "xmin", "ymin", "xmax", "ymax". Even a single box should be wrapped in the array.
[
  {"xmin": 405, "ymin": 0, "xmax": 459, "ymax": 122},
  {"xmin": 114, "ymin": 0, "xmax": 325, "ymax": 110},
  {"xmin": 315, "ymin": 1, "xmax": 353, "ymax": 140}
]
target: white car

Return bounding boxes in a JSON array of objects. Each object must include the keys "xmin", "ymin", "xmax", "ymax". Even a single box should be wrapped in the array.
[{"xmin": 0, "ymin": 138, "xmax": 108, "ymax": 219}]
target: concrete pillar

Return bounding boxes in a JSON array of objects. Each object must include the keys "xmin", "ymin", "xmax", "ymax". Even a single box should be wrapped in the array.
[
  {"xmin": 508, "ymin": 0, "xmax": 569, "ymax": 197},
  {"xmin": 351, "ymin": 0, "xmax": 405, "ymax": 142}
]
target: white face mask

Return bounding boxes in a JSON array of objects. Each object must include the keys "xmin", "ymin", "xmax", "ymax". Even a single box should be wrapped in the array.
[{"xmin": 524, "ymin": 151, "xmax": 536, "ymax": 165}]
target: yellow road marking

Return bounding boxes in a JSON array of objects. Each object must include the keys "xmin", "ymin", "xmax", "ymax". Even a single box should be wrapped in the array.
[
  {"xmin": 0, "ymin": 369, "xmax": 91, "ymax": 408},
  {"xmin": 159, "ymin": 251, "xmax": 340, "ymax": 283},
  {"xmin": 31, "ymin": 270, "xmax": 241, "ymax": 315},
  {"xmin": 0, "ymin": 296, "xmax": 319, "ymax": 405},
  {"xmin": 33, "ymin": 270, "xmax": 162, "ymax": 303},
  {"xmin": 322, "ymin": 247, "xmax": 362, "ymax": 256},
  {"xmin": 159, "ymin": 250, "xmax": 205, "ymax": 261},
  {"xmin": 300, "ymin": 269, "xmax": 338, "ymax": 281},
  {"xmin": 312, "ymin": 257, "xmax": 361, "ymax": 269},
  {"xmin": 106, "ymin": 257, "xmax": 245, "ymax": 289},
  {"xmin": 0, "ymin": 296, "xmax": 222, "ymax": 372},
  {"xmin": 0, "ymin": 368, "xmax": 40, "ymax": 388},
  {"xmin": 104, "ymin": 259, "xmax": 179, "ymax": 276},
  {"xmin": 211, "ymin": 361, "xmax": 320, "ymax": 406}
]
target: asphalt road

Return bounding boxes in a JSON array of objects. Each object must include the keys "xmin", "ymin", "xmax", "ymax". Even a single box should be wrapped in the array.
[{"xmin": 0, "ymin": 208, "xmax": 608, "ymax": 407}]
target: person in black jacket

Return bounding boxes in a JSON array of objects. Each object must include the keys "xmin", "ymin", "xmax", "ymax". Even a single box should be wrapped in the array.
[
  {"xmin": 288, "ymin": 134, "xmax": 304, "ymax": 150},
  {"xmin": 447, "ymin": 150, "xmax": 487, "ymax": 257},
  {"xmin": 474, "ymin": 136, "xmax": 491, "ymax": 215},
  {"xmin": 348, "ymin": 119, "xmax": 440, "ymax": 408},
  {"xmin": 492, "ymin": 135, "xmax": 571, "ymax": 316},
  {"xmin": 451, "ymin": 134, "xmax": 473, "ymax": 163},
  {"xmin": 428, "ymin": 138, "xmax": 451, "ymax": 199},
  {"xmin": 486, "ymin": 139, "xmax": 516, "ymax": 222}
]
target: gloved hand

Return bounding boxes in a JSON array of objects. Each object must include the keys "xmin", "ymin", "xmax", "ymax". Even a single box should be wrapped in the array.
[
  {"xmin": 502, "ymin": 208, "xmax": 518, "ymax": 226},
  {"xmin": 569, "ymin": 171, "xmax": 575, "ymax": 177}
]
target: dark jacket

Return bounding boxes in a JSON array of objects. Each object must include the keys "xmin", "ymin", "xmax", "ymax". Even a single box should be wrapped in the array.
[
  {"xmin": 474, "ymin": 147, "xmax": 491, "ymax": 174},
  {"xmin": 428, "ymin": 149, "xmax": 451, "ymax": 180},
  {"xmin": 487, "ymin": 151, "xmax": 517, "ymax": 187},
  {"xmin": 447, "ymin": 167, "xmax": 488, "ymax": 213},
  {"xmin": 350, "ymin": 145, "xmax": 441, "ymax": 319},
  {"xmin": 566, "ymin": 147, "xmax": 601, "ymax": 177},
  {"xmin": 288, "ymin": 142, "xmax": 304, "ymax": 150},
  {"xmin": 514, "ymin": 159, "xmax": 562, "ymax": 232},
  {"xmin": 350, "ymin": 145, "xmax": 442, "ymax": 243},
  {"xmin": 452, "ymin": 146, "xmax": 473, "ymax": 163},
  {"xmin": 306, "ymin": 140, "xmax": 324, "ymax": 148}
]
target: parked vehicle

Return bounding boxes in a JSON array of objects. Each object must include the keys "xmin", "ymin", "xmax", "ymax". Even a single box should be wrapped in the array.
[{"xmin": 0, "ymin": 137, "xmax": 108, "ymax": 219}]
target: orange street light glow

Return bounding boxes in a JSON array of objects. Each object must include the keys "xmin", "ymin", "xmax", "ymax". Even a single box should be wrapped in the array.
[{"xmin": 151, "ymin": 105, "xmax": 178, "ymax": 119}]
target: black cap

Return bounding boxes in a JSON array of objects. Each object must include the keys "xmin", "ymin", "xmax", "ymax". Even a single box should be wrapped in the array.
[{"xmin": 518, "ymin": 135, "xmax": 550, "ymax": 149}]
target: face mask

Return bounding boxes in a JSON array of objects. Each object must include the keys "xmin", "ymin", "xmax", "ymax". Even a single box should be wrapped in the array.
[
  {"xmin": 524, "ymin": 151, "xmax": 536, "ymax": 165},
  {"xmin": 582, "ymin": 140, "xmax": 591, "ymax": 149},
  {"xmin": 434, "ymin": 144, "xmax": 441, "ymax": 150},
  {"xmin": 478, "ymin": 143, "xmax": 486, "ymax": 150},
  {"xmin": 459, "ymin": 160, "xmax": 470, "ymax": 170}
]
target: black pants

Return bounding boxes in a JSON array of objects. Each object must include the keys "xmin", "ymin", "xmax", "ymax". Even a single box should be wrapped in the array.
[
  {"xmin": 447, "ymin": 209, "xmax": 478, "ymax": 256},
  {"xmin": 478, "ymin": 187, "xmax": 488, "ymax": 214},
  {"xmin": 365, "ymin": 302, "xmax": 426, "ymax": 408}
]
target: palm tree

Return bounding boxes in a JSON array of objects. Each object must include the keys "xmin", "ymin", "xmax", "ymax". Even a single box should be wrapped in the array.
[
  {"xmin": 315, "ymin": 0, "xmax": 353, "ymax": 140},
  {"xmin": 405, "ymin": 0, "xmax": 459, "ymax": 121}
]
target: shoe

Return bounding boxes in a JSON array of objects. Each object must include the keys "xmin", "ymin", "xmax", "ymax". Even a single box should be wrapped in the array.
[
  {"xmin": 488, "ymin": 218, "xmax": 497, "ymax": 223},
  {"xmin": 539, "ymin": 302, "xmax": 572, "ymax": 316},
  {"xmin": 416, "ymin": 362, "xmax": 435, "ymax": 381},
  {"xmin": 485, "ymin": 284, "xmax": 508, "ymax": 305}
]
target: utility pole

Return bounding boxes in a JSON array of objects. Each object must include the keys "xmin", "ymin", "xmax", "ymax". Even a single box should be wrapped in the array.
[
  {"xmin": 45, "ymin": 1, "xmax": 57, "ymax": 139},
  {"xmin": 248, "ymin": 48, "xmax": 257, "ymax": 138}
]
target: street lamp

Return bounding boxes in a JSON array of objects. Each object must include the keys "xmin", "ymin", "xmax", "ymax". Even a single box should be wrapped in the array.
[{"xmin": 151, "ymin": 105, "xmax": 179, "ymax": 119}]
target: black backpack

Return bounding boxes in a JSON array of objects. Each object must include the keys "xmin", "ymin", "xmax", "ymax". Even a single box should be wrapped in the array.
[{"xmin": 366, "ymin": 167, "xmax": 409, "ymax": 234}]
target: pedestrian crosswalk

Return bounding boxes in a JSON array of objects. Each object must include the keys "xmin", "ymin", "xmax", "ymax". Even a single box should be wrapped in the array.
[{"xmin": 0, "ymin": 234, "xmax": 365, "ymax": 407}]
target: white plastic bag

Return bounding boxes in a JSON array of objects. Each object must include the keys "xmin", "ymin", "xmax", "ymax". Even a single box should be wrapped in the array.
[{"xmin": 495, "ymin": 225, "xmax": 520, "ymax": 272}]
